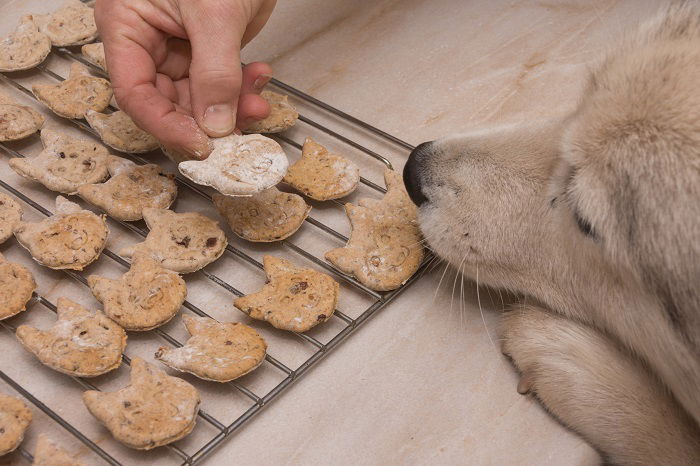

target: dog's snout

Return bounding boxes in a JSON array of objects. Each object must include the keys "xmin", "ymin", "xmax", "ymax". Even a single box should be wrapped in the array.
[{"xmin": 403, "ymin": 141, "xmax": 433, "ymax": 207}]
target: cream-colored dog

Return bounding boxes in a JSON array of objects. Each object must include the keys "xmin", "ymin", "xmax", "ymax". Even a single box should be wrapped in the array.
[{"xmin": 402, "ymin": 3, "xmax": 700, "ymax": 464}]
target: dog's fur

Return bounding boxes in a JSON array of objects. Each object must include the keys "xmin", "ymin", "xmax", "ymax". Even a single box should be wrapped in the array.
[{"xmin": 405, "ymin": 3, "xmax": 700, "ymax": 464}]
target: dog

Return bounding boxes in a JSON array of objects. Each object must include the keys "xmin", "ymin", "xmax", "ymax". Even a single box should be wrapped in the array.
[{"xmin": 402, "ymin": 2, "xmax": 700, "ymax": 464}]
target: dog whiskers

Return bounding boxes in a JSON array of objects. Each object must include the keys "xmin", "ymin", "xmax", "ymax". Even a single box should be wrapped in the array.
[{"xmin": 476, "ymin": 265, "xmax": 497, "ymax": 350}]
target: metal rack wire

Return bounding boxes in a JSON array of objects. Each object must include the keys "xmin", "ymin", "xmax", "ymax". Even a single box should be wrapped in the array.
[{"xmin": 0, "ymin": 40, "xmax": 425, "ymax": 466}]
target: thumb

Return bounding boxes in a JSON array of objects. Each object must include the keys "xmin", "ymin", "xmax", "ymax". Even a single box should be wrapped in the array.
[{"xmin": 183, "ymin": 4, "xmax": 247, "ymax": 137}]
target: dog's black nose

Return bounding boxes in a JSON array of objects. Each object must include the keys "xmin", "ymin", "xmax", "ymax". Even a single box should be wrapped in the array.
[{"xmin": 403, "ymin": 141, "xmax": 432, "ymax": 207}]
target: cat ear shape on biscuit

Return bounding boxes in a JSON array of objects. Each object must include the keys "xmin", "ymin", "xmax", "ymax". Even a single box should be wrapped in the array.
[
  {"xmin": 16, "ymin": 297, "xmax": 126, "ymax": 377},
  {"xmin": 33, "ymin": 63, "xmax": 112, "ymax": 119},
  {"xmin": 86, "ymin": 110, "xmax": 159, "ymax": 153},
  {"xmin": 283, "ymin": 137, "xmax": 360, "ymax": 200},
  {"xmin": 0, "ymin": 251, "xmax": 36, "ymax": 321},
  {"xmin": 243, "ymin": 90, "xmax": 299, "ymax": 134},
  {"xmin": 119, "ymin": 209, "xmax": 227, "ymax": 273},
  {"xmin": 155, "ymin": 315, "xmax": 267, "ymax": 382},
  {"xmin": 78, "ymin": 158, "xmax": 177, "ymax": 221},
  {"xmin": 82, "ymin": 357, "xmax": 200, "ymax": 450},
  {"xmin": 0, "ymin": 192, "xmax": 23, "ymax": 244},
  {"xmin": 9, "ymin": 129, "xmax": 110, "ymax": 194},
  {"xmin": 0, "ymin": 93, "xmax": 45, "ymax": 142},
  {"xmin": 88, "ymin": 257, "xmax": 186, "ymax": 331},
  {"xmin": 82, "ymin": 42, "xmax": 106, "ymax": 72},
  {"xmin": 14, "ymin": 196, "xmax": 108, "ymax": 270},
  {"xmin": 0, "ymin": 394, "xmax": 32, "ymax": 456},
  {"xmin": 0, "ymin": 15, "xmax": 51, "ymax": 72},
  {"xmin": 33, "ymin": 435, "xmax": 86, "ymax": 466},
  {"xmin": 324, "ymin": 169, "xmax": 423, "ymax": 291},
  {"xmin": 233, "ymin": 255, "xmax": 339, "ymax": 332},
  {"xmin": 178, "ymin": 133, "xmax": 288, "ymax": 196},
  {"xmin": 33, "ymin": 0, "xmax": 98, "ymax": 46}
]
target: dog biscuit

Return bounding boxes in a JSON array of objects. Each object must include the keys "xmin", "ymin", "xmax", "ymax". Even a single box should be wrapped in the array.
[
  {"xmin": 155, "ymin": 314, "xmax": 266, "ymax": 382},
  {"xmin": 32, "ymin": 434, "xmax": 86, "ymax": 466},
  {"xmin": 78, "ymin": 158, "xmax": 177, "ymax": 221},
  {"xmin": 14, "ymin": 196, "xmax": 108, "ymax": 271},
  {"xmin": 88, "ymin": 258, "xmax": 186, "ymax": 331},
  {"xmin": 212, "ymin": 187, "xmax": 310, "ymax": 242},
  {"xmin": 33, "ymin": 0, "xmax": 98, "ymax": 46},
  {"xmin": 33, "ymin": 62, "xmax": 112, "ymax": 119},
  {"xmin": 179, "ymin": 133, "xmax": 288, "ymax": 196},
  {"xmin": 16, "ymin": 297, "xmax": 126, "ymax": 377},
  {"xmin": 9, "ymin": 129, "xmax": 110, "ymax": 194},
  {"xmin": 83, "ymin": 357, "xmax": 200, "ymax": 450},
  {"xmin": 284, "ymin": 137, "xmax": 360, "ymax": 200},
  {"xmin": 244, "ymin": 90, "xmax": 298, "ymax": 134},
  {"xmin": 0, "ymin": 394, "xmax": 32, "ymax": 456},
  {"xmin": 0, "ymin": 252, "xmax": 36, "ymax": 321},
  {"xmin": 119, "ymin": 208, "xmax": 227, "ymax": 273},
  {"xmin": 86, "ymin": 110, "xmax": 159, "ymax": 153},
  {"xmin": 0, "ymin": 15, "xmax": 51, "ymax": 72},
  {"xmin": 325, "ymin": 169, "xmax": 423, "ymax": 291},
  {"xmin": 0, "ymin": 192, "xmax": 23, "ymax": 244},
  {"xmin": 81, "ymin": 42, "xmax": 106, "ymax": 72},
  {"xmin": 234, "ymin": 256, "xmax": 338, "ymax": 332},
  {"xmin": 0, "ymin": 93, "xmax": 45, "ymax": 142}
]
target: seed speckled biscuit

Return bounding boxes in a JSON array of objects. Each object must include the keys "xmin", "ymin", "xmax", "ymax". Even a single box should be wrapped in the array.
[
  {"xmin": 16, "ymin": 297, "xmax": 126, "ymax": 377},
  {"xmin": 0, "ymin": 394, "xmax": 32, "ymax": 456},
  {"xmin": 243, "ymin": 90, "xmax": 298, "ymax": 134},
  {"xmin": 33, "ymin": 434, "xmax": 86, "ymax": 466},
  {"xmin": 0, "ymin": 252, "xmax": 36, "ymax": 321},
  {"xmin": 86, "ymin": 110, "xmax": 158, "ymax": 153},
  {"xmin": 82, "ymin": 357, "xmax": 200, "ymax": 450},
  {"xmin": 119, "ymin": 208, "xmax": 227, "ymax": 274},
  {"xmin": 284, "ymin": 137, "xmax": 360, "ymax": 200},
  {"xmin": 325, "ymin": 169, "xmax": 424, "ymax": 291},
  {"xmin": 212, "ymin": 187, "xmax": 310, "ymax": 242},
  {"xmin": 78, "ymin": 158, "xmax": 177, "ymax": 221},
  {"xmin": 9, "ymin": 129, "xmax": 110, "ymax": 195},
  {"xmin": 81, "ymin": 42, "xmax": 106, "ymax": 72},
  {"xmin": 32, "ymin": 62, "xmax": 112, "ymax": 119},
  {"xmin": 88, "ymin": 258, "xmax": 186, "ymax": 331},
  {"xmin": 234, "ymin": 256, "xmax": 338, "ymax": 332},
  {"xmin": 155, "ymin": 315, "xmax": 266, "ymax": 382},
  {"xmin": 14, "ymin": 196, "xmax": 108, "ymax": 271},
  {"xmin": 0, "ymin": 192, "xmax": 23, "ymax": 244},
  {"xmin": 33, "ymin": 0, "xmax": 98, "ymax": 47},
  {"xmin": 179, "ymin": 133, "xmax": 288, "ymax": 196},
  {"xmin": 0, "ymin": 93, "xmax": 45, "ymax": 142},
  {"xmin": 0, "ymin": 15, "xmax": 51, "ymax": 72}
]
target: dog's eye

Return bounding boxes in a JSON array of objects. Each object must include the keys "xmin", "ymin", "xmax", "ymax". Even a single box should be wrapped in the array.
[{"xmin": 574, "ymin": 208, "xmax": 597, "ymax": 239}]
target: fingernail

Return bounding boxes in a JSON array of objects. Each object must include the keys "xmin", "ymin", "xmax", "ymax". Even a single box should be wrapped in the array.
[
  {"xmin": 253, "ymin": 74, "xmax": 272, "ymax": 91},
  {"xmin": 203, "ymin": 104, "xmax": 235, "ymax": 135}
]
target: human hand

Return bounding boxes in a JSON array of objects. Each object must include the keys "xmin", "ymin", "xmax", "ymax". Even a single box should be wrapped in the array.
[{"xmin": 95, "ymin": 0, "xmax": 277, "ymax": 159}]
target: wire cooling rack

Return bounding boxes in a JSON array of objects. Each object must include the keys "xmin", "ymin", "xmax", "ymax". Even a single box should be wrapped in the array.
[{"xmin": 0, "ymin": 34, "xmax": 426, "ymax": 466}]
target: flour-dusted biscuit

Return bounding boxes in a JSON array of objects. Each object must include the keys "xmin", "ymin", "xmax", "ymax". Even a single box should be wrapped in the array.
[
  {"xmin": 88, "ymin": 258, "xmax": 186, "ymax": 331},
  {"xmin": 78, "ymin": 158, "xmax": 177, "ymax": 221},
  {"xmin": 0, "ymin": 93, "xmax": 45, "ymax": 142},
  {"xmin": 0, "ymin": 193, "xmax": 23, "ymax": 244},
  {"xmin": 9, "ymin": 129, "xmax": 110, "ymax": 195},
  {"xmin": 244, "ymin": 90, "xmax": 298, "ymax": 134},
  {"xmin": 14, "ymin": 196, "xmax": 108, "ymax": 271},
  {"xmin": 284, "ymin": 137, "xmax": 360, "ymax": 200},
  {"xmin": 0, "ymin": 394, "xmax": 32, "ymax": 456},
  {"xmin": 212, "ymin": 187, "xmax": 309, "ymax": 242},
  {"xmin": 234, "ymin": 256, "xmax": 338, "ymax": 332},
  {"xmin": 86, "ymin": 110, "xmax": 158, "ymax": 153},
  {"xmin": 0, "ymin": 253, "xmax": 36, "ymax": 321},
  {"xmin": 179, "ymin": 133, "xmax": 288, "ymax": 196},
  {"xmin": 0, "ymin": 15, "xmax": 51, "ymax": 72},
  {"xmin": 33, "ymin": 0, "xmax": 98, "ymax": 47},
  {"xmin": 155, "ymin": 314, "xmax": 266, "ymax": 382},
  {"xmin": 32, "ymin": 62, "xmax": 112, "ymax": 119},
  {"xmin": 325, "ymin": 169, "xmax": 423, "ymax": 291},
  {"xmin": 81, "ymin": 42, "xmax": 106, "ymax": 72},
  {"xmin": 83, "ymin": 357, "xmax": 199, "ymax": 450},
  {"xmin": 33, "ymin": 434, "xmax": 86, "ymax": 466},
  {"xmin": 119, "ymin": 208, "xmax": 226, "ymax": 274},
  {"xmin": 16, "ymin": 297, "xmax": 126, "ymax": 377}
]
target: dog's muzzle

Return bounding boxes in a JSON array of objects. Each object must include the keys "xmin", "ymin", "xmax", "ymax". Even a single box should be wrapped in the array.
[{"xmin": 403, "ymin": 141, "xmax": 433, "ymax": 207}]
